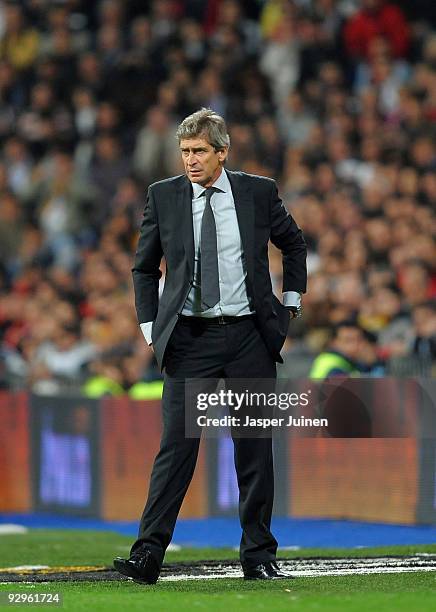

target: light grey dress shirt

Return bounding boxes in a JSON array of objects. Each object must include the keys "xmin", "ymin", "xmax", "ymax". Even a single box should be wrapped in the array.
[
  {"xmin": 140, "ymin": 168, "xmax": 301, "ymax": 345},
  {"xmin": 182, "ymin": 169, "xmax": 254, "ymax": 317}
]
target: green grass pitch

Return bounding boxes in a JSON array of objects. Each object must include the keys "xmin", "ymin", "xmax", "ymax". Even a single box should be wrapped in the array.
[{"xmin": 0, "ymin": 529, "xmax": 436, "ymax": 611}]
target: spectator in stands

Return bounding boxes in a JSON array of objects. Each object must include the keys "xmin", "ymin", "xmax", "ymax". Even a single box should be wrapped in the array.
[
  {"xmin": 3, "ymin": 136, "xmax": 33, "ymax": 196},
  {"xmin": 32, "ymin": 321, "xmax": 97, "ymax": 382},
  {"xmin": 0, "ymin": 3, "xmax": 39, "ymax": 72},
  {"xmin": 411, "ymin": 300, "xmax": 436, "ymax": 361},
  {"xmin": 89, "ymin": 133, "xmax": 130, "ymax": 220},
  {"xmin": 133, "ymin": 106, "xmax": 180, "ymax": 185},
  {"xmin": 398, "ymin": 260, "xmax": 433, "ymax": 307},
  {"xmin": 24, "ymin": 149, "xmax": 96, "ymax": 268},
  {"xmin": 0, "ymin": 190, "xmax": 24, "ymax": 273},
  {"xmin": 344, "ymin": 0, "xmax": 410, "ymax": 61},
  {"xmin": 309, "ymin": 320, "xmax": 366, "ymax": 379},
  {"xmin": 260, "ymin": 8, "xmax": 299, "ymax": 106},
  {"xmin": 359, "ymin": 329, "xmax": 386, "ymax": 376}
]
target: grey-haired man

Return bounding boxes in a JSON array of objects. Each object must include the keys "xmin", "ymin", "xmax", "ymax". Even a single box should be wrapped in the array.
[{"xmin": 114, "ymin": 108, "xmax": 307, "ymax": 583}]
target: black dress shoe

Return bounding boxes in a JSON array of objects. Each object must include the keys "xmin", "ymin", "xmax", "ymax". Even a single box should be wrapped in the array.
[
  {"xmin": 243, "ymin": 561, "xmax": 293, "ymax": 580},
  {"xmin": 113, "ymin": 548, "xmax": 160, "ymax": 584}
]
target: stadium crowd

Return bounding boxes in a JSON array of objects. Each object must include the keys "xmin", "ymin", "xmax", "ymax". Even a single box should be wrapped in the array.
[{"xmin": 0, "ymin": 0, "xmax": 436, "ymax": 394}]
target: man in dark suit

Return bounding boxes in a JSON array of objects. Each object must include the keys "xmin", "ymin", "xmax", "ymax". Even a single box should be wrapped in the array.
[{"xmin": 114, "ymin": 108, "xmax": 307, "ymax": 583}]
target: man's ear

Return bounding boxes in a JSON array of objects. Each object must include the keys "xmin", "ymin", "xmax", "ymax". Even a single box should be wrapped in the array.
[{"xmin": 218, "ymin": 147, "xmax": 228, "ymax": 163}]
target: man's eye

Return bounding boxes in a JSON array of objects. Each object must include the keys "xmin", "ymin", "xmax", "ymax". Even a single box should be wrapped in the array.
[{"xmin": 181, "ymin": 150, "xmax": 207, "ymax": 155}]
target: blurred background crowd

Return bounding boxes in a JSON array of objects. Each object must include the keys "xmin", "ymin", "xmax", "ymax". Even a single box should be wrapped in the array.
[{"xmin": 0, "ymin": 0, "xmax": 436, "ymax": 395}]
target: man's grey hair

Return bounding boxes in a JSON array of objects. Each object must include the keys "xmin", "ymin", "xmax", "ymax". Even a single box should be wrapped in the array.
[{"xmin": 176, "ymin": 108, "xmax": 230, "ymax": 150}]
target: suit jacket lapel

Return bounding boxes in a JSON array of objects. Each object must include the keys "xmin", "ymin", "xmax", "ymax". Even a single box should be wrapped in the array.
[
  {"xmin": 226, "ymin": 170, "xmax": 255, "ymax": 284},
  {"xmin": 177, "ymin": 177, "xmax": 195, "ymax": 278}
]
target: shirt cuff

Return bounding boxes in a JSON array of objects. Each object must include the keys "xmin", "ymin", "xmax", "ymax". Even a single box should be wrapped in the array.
[
  {"xmin": 283, "ymin": 291, "xmax": 301, "ymax": 309},
  {"xmin": 140, "ymin": 322, "xmax": 153, "ymax": 345}
]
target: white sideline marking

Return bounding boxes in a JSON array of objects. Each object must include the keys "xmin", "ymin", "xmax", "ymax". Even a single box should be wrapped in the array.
[
  {"xmin": 159, "ymin": 557, "xmax": 436, "ymax": 581},
  {"xmin": 0, "ymin": 525, "xmax": 28, "ymax": 535}
]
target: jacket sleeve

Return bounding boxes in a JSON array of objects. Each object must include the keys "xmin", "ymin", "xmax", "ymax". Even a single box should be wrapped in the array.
[
  {"xmin": 269, "ymin": 180, "xmax": 307, "ymax": 294},
  {"xmin": 131, "ymin": 186, "xmax": 163, "ymax": 324}
]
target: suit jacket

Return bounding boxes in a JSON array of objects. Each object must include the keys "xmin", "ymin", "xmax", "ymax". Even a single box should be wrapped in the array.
[{"xmin": 132, "ymin": 169, "xmax": 307, "ymax": 370}]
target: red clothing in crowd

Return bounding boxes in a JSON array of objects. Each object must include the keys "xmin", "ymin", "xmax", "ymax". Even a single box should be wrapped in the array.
[{"xmin": 344, "ymin": 2, "xmax": 410, "ymax": 60}]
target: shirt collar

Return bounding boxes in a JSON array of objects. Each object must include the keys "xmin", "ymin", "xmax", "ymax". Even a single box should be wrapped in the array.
[{"xmin": 191, "ymin": 167, "xmax": 229, "ymax": 198}]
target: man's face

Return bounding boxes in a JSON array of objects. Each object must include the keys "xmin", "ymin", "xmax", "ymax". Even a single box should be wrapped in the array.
[
  {"xmin": 180, "ymin": 136, "xmax": 228, "ymax": 187},
  {"xmin": 363, "ymin": 0, "xmax": 381, "ymax": 11},
  {"xmin": 333, "ymin": 327, "xmax": 363, "ymax": 361}
]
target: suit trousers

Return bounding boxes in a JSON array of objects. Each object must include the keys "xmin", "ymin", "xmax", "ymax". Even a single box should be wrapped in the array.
[{"xmin": 130, "ymin": 315, "xmax": 278, "ymax": 569}]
